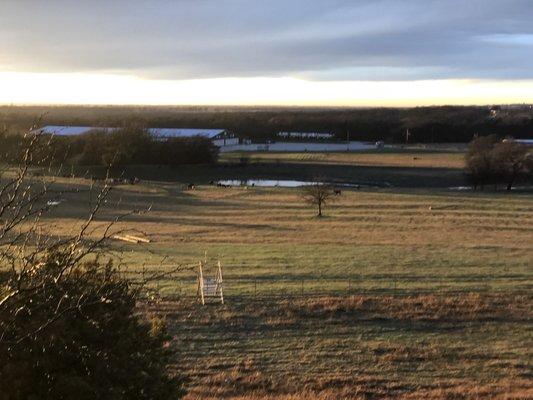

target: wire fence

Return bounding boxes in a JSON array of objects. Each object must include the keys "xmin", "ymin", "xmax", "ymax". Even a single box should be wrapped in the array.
[{"xmin": 146, "ymin": 276, "xmax": 516, "ymax": 301}]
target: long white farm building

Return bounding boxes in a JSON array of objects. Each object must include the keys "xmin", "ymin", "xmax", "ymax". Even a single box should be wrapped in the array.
[
  {"xmin": 277, "ymin": 131, "xmax": 334, "ymax": 139},
  {"xmin": 33, "ymin": 126, "xmax": 238, "ymax": 147}
]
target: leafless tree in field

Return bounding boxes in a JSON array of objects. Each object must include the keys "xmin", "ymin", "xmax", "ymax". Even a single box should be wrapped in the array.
[
  {"xmin": 300, "ymin": 180, "xmax": 335, "ymax": 217},
  {"xmin": 466, "ymin": 136, "xmax": 532, "ymax": 191},
  {"xmin": 491, "ymin": 140, "xmax": 533, "ymax": 191}
]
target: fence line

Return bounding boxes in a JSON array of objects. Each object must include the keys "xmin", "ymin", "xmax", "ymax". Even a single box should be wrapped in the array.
[{"xmin": 143, "ymin": 276, "xmax": 513, "ymax": 301}]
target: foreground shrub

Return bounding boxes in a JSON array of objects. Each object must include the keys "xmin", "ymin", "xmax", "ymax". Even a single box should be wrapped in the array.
[{"xmin": 0, "ymin": 254, "xmax": 182, "ymax": 400}]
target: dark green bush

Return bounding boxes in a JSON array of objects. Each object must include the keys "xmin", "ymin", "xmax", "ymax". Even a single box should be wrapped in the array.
[{"xmin": 0, "ymin": 254, "xmax": 182, "ymax": 400}]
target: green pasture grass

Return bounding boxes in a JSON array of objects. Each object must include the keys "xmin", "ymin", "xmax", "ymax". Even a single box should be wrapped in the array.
[
  {"xmin": 34, "ymin": 180, "xmax": 532, "ymax": 299},
  {"xmin": 5, "ymin": 167, "xmax": 532, "ymax": 398}
]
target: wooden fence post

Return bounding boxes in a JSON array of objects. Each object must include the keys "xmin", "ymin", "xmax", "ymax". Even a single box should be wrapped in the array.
[{"xmin": 198, "ymin": 261, "xmax": 205, "ymax": 305}]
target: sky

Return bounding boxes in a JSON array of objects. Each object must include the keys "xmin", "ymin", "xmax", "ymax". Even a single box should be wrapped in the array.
[{"xmin": 1, "ymin": 0, "xmax": 533, "ymax": 106}]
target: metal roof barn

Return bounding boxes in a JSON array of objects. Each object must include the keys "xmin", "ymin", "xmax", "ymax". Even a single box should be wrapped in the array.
[
  {"xmin": 34, "ymin": 126, "xmax": 226, "ymax": 139},
  {"xmin": 148, "ymin": 128, "xmax": 225, "ymax": 139},
  {"xmin": 34, "ymin": 126, "xmax": 109, "ymax": 136}
]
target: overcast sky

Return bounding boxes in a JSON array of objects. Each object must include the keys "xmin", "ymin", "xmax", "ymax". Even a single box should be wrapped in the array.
[{"xmin": 1, "ymin": 0, "xmax": 533, "ymax": 105}]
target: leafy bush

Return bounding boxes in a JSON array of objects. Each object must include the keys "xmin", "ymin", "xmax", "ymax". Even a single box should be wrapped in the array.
[{"xmin": 0, "ymin": 253, "xmax": 182, "ymax": 400}]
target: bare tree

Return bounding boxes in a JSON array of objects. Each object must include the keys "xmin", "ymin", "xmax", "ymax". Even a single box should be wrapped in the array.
[
  {"xmin": 465, "ymin": 134, "xmax": 500, "ymax": 190},
  {"xmin": 301, "ymin": 181, "xmax": 335, "ymax": 217},
  {"xmin": 491, "ymin": 140, "xmax": 532, "ymax": 191},
  {"xmin": 465, "ymin": 136, "xmax": 532, "ymax": 191}
]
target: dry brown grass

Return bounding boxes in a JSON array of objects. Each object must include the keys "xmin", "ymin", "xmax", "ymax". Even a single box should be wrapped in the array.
[
  {"xmin": 289, "ymin": 293, "xmax": 530, "ymax": 323},
  {"xmin": 228, "ymin": 151, "xmax": 466, "ymax": 170},
  {"xmin": 183, "ymin": 379, "xmax": 533, "ymax": 400},
  {"xmin": 41, "ymin": 183, "xmax": 533, "ymax": 250},
  {"xmin": 146, "ymin": 293, "xmax": 532, "ymax": 400}
]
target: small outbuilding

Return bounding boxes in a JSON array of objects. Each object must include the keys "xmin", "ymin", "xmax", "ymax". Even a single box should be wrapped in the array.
[
  {"xmin": 515, "ymin": 139, "xmax": 533, "ymax": 147},
  {"xmin": 277, "ymin": 131, "xmax": 334, "ymax": 140}
]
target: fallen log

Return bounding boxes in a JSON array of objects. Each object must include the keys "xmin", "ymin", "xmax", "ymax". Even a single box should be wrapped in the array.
[
  {"xmin": 112, "ymin": 235, "xmax": 141, "ymax": 244},
  {"xmin": 124, "ymin": 234, "xmax": 151, "ymax": 243}
]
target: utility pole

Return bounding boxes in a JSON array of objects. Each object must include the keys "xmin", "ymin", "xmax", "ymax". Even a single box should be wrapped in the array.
[{"xmin": 345, "ymin": 120, "xmax": 350, "ymax": 151}]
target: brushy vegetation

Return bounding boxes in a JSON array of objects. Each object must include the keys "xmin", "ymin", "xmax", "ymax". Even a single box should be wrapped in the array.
[
  {"xmin": 0, "ymin": 256, "xmax": 180, "ymax": 400},
  {"xmin": 0, "ymin": 124, "xmax": 218, "ymax": 167}
]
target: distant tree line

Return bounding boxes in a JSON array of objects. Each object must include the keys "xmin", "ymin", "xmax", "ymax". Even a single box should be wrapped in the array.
[
  {"xmin": 2, "ymin": 105, "xmax": 533, "ymax": 143},
  {"xmin": 465, "ymin": 135, "xmax": 533, "ymax": 190},
  {"xmin": 0, "ymin": 124, "xmax": 219, "ymax": 167}
]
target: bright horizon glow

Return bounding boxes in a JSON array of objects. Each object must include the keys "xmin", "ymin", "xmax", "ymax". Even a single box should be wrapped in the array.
[{"xmin": 1, "ymin": 72, "xmax": 533, "ymax": 107}]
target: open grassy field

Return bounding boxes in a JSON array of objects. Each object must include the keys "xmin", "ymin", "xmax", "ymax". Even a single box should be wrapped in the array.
[
  {"xmin": 69, "ymin": 148, "xmax": 468, "ymax": 189},
  {"xmin": 34, "ymin": 158, "xmax": 533, "ymax": 399},
  {"xmin": 221, "ymin": 149, "xmax": 466, "ymax": 170}
]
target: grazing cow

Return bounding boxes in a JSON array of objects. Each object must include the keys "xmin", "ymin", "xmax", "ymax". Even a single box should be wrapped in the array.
[
  {"xmin": 187, "ymin": 183, "xmax": 195, "ymax": 190},
  {"xmin": 334, "ymin": 189, "xmax": 342, "ymax": 196}
]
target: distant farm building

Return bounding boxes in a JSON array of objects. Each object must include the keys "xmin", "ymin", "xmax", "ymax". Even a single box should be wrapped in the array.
[
  {"xmin": 515, "ymin": 139, "xmax": 533, "ymax": 146},
  {"xmin": 278, "ymin": 132, "xmax": 334, "ymax": 140},
  {"xmin": 32, "ymin": 126, "xmax": 238, "ymax": 147}
]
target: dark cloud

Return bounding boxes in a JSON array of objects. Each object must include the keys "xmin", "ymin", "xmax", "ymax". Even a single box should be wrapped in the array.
[{"xmin": 1, "ymin": 0, "xmax": 532, "ymax": 80}]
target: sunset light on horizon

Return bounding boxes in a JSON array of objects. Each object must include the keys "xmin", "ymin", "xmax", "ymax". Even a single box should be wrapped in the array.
[
  {"xmin": 2, "ymin": 0, "xmax": 533, "ymax": 106},
  {"xmin": 2, "ymin": 72, "xmax": 533, "ymax": 107}
]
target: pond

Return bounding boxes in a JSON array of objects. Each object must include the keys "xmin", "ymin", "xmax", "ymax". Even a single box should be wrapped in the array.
[
  {"xmin": 218, "ymin": 179, "xmax": 313, "ymax": 188},
  {"xmin": 217, "ymin": 179, "xmax": 380, "ymax": 188}
]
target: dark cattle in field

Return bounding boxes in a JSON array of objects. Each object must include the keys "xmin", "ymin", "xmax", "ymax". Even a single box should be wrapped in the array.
[
  {"xmin": 187, "ymin": 183, "xmax": 195, "ymax": 190},
  {"xmin": 334, "ymin": 189, "xmax": 342, "ymax": 196}
]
